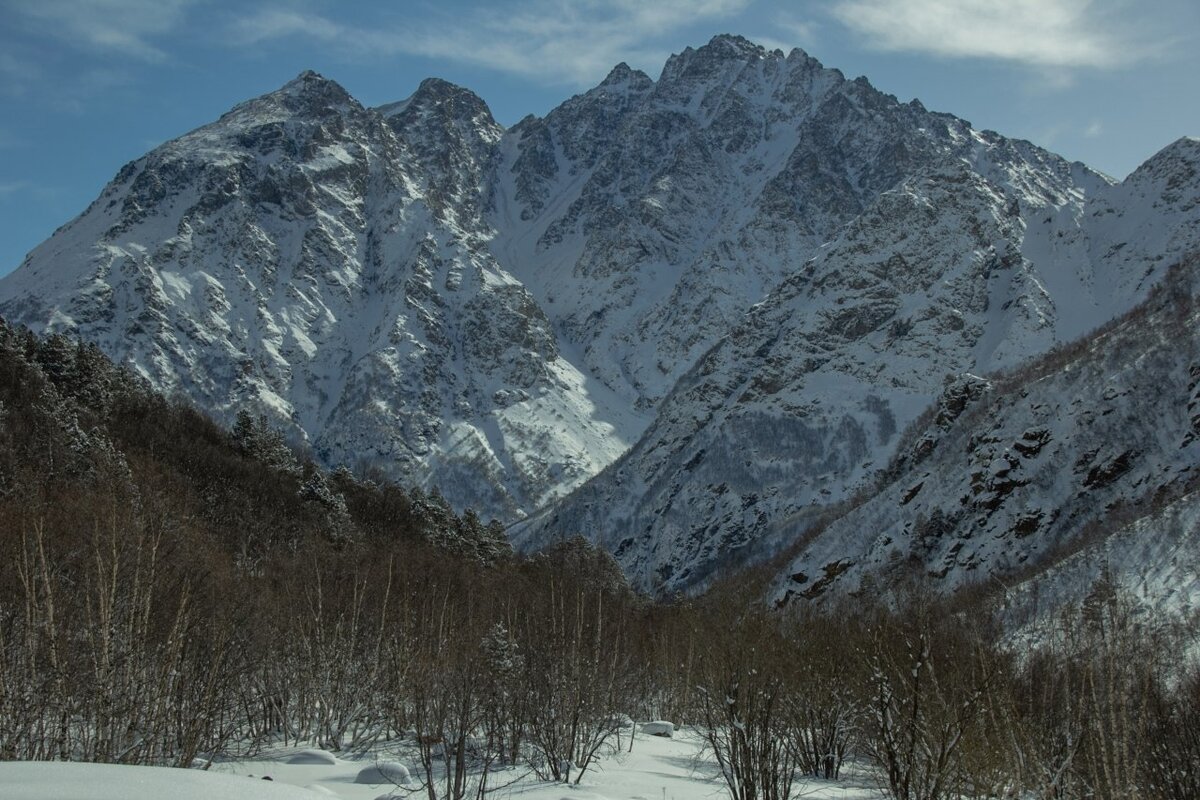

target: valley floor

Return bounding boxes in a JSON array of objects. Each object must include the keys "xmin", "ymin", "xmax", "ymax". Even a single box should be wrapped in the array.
[{"xmin": 0, "ymin": 726, "xmax": 884, "ymax": 800}]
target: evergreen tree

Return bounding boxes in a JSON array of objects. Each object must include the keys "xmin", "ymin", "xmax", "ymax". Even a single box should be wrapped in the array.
[{"xmin": 231, "ymin": 410, "xmax": 299, "ymax": 475}]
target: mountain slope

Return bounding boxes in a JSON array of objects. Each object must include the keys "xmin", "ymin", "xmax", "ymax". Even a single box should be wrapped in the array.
[
  {"xmin": 0, "ymin": 71, "xmax": 633, "ymax": 518},
  {"xmin": 768, "ymin": 253, "xmax": 1200, "ymax": 614},
  {"xmin": 514, "ymin": 137, "xmax": 1200, "ymax": 593}
]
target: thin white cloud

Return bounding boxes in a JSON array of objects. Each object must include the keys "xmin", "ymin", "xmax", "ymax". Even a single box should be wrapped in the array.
[
  {"xmin": 752, "ymin": 13, "xmax": 819, "ymax": 56},
  {"xmin": 1085, "ymin": 120, "xmax": 1104, "ymax": 138},
  {"xmin": 1034, "ymin": 123, "xmax": 1066, "ymax": 148},
  {"xmin": 5, "ymin": 0, "xmax": 197, "ymax": 61},
  {"xmin": 229, "ymin": 0, "xmax": 751, "ymax": 85},
  {"xmin": 228, "ymin": 8, "xmax": 344, "ymax": 46},
  {"xmin": 829, "ymin": 0, "xmax": 1160, "ymax": 69},
  {"xmin": 1029, "ymin": 68, "xmax": 1079, "ymax": 92},
  {"xmin": 0, "ymin": 51, "xmax": 41, "ymax": 96},
  {"xmin": 772, "ymin": 14, "xmax": 819, "ymax": 47}
]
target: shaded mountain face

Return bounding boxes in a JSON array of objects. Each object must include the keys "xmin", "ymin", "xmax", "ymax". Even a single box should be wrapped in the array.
[
  {"xmin": 768, "ymin": 255, "xmax": 1200, "ymax": 621},
  {"xmin": 3, "ymin": 35, "xmax": 1199, "ymax": 595}
]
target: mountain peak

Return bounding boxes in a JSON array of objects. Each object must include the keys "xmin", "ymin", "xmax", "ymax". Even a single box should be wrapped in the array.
[
  {"xmin": 285, "ymin": 68, "xmax": 321, "ymax": 85},
  {"xmin": 1159, "ymin": 135, "xmax": 1200, "ymax": 159},
  {"xmin": 380, "ymin": 77, "xmax": 497, "ymax": 127},
  {"xmin": 271, "ymin": 69, "xmax": 356, "ymax": 112},
  {"xmin": 1127, "ymin": 134, "xmax": 1200, "ymax": 183},
  {"xmin": 279, "ymin": 69, "xmax": 346, "ymax": 96},
  {"xmin": 658, "ymin": 34, "xmax": 774, "ymax": 88},
  {"xmin": 415, "ymin": 76, "xmax": 480, "ymax": 100},
  {"xmin": 599, "ymin": 62, "xmax": 654, "ymax": 91},
  {"xmin": 699, "ymin": 33, "xmax": 768, "ymax": 59}
]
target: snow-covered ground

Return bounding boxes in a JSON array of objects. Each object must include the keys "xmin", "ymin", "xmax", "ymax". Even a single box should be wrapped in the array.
[{"xmin": 0, "ymin": 727, "xmax": 884, "ymax": 800}]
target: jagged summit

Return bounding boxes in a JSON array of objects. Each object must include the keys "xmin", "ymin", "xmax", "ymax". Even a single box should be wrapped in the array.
[
  {"xmin": 698, "ymin": 32, "xmax": 770, "ymax": 59},
  {"xmin": 269, "ymin": 69, "xmax": 357, "ymax": 111},
  {"xmin": 282, "ymin": 68, "xmax": 325, "ymax": 89},
  {"xmin": 658, "ymin": 32, "xmax": 780, "ymax": 86},
  {"xmin": 1134, "ymin": 135, "xmax": 1200, "ymax": 172},
  {"xmin": 784, "ymin": 45, "xmax": 821, "ymax": 63},
  {"xmin": 598, "ymin": 62, "xmax": 654, "ymax": 91},
  {"xmin": 659, "ymin": 32, "xmax": 818, "ymax": 75},
  {"xmin": 383, "ymin": 77, "xmax": 495, "ymax": 119},
  {"xmin": 189, "ymin": 69, "xmax": 364, "ymax": 146},
  {"xmin": 380, "ymin": 75, "xmax": 502, "ymax": 233},
  {"xmin": 376, "ymin": 78, "xmax": 502, "ymax": 170}
]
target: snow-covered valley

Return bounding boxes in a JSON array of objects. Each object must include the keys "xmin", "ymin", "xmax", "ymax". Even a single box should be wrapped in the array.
[{"xmin": 0, "ymin": 731, "xmax": 883, "ymax": 800}]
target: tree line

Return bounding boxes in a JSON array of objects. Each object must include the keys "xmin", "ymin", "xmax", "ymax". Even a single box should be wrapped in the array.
[{"xmin": 0, "ymin": 319, "xmax": 1197, "ymax": 800}]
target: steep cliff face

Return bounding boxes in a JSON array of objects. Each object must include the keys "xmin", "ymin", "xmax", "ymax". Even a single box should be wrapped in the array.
[
  {"xmin": 770, "ymin": 254, "xmax": 1200, "ymax": 614},
  {"xmin": 2, "ymin": 35, "xmax": 1198, "ymax": 598},
  {"xmin": 0, "ymin": 71, "xmax": 630, "ymax": 517}
]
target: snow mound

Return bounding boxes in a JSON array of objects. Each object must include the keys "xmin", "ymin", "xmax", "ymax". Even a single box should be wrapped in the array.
[
  {"xmin": 354, "ymin": 761, "xmax": 411, "ymax": 785},
  {"xmin": 286, "ymin": 749, "xmax": 339, "ymax": 765},
  {"xmin": 641, "ymin": 720, "xmax": 675, "ymax": 737}
]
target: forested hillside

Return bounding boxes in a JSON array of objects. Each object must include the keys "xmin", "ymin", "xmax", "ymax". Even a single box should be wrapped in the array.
[{"xmin": 2, "ymin": 319, "xmax": 1199, "ymax": 799}]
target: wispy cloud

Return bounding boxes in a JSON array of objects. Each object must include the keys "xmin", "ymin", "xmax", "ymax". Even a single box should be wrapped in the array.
[
  {"xmin": 0, "ymin": 50, "xmax": 42, "ymax": 96},
  {"xmin": 829, "ymin": 0, "xmax": 1167, "ymax": 69},
  {"xmin": 1085, "ymin": 120, "xmax": 1104, "ymax": 138},
  {"xmin": 5, "ymin": 0, "xmax": 197, "ymax": 61},
  {"xmin": 774, "ymin": 14, "xmax": 819, "ymax": 45},
  {"xmin": 753, "ymin": 12, "xmax": 819, "ymax": 55},
  {"xmin": 229, "ymin": 0, "xmax": 751, "ymax": 85}
]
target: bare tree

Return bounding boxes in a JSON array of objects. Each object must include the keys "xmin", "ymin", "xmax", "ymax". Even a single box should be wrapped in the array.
[
  {"xmin": 864, "ymin": 600, "xmax": 996, "ymax": 800},
  {"xmin": 1143, "ymin": 666, "xmax": 1200, "ymax": 800},
  {"xmin": 695, "ymin": 597, "xmax": 799, "ymax": 800},
  {"xmin": 778, "ymin": 609, "xmax": 865, "ymax": 781},
  {"xmin": 519, "ymin": 539, "xmax": 641, "ymax": 784}
]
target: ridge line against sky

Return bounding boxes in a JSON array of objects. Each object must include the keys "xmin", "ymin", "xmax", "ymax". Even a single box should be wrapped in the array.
[{"xmin": 1, "ymin": 0, "xmax": 1198, "ymax": 277}]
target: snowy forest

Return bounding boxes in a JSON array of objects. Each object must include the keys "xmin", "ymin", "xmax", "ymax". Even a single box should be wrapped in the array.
[{"xmin": 1, "ymin": 317, "xmax": 1198, "ymax": 800}]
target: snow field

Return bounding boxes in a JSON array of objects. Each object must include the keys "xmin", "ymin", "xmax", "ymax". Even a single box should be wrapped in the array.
[{"xmin": 0, "ymin": 727, "xmax": 886, "ymax": 800}]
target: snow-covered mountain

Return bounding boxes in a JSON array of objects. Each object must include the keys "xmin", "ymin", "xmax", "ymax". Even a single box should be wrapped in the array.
[
  {"xmin": 491, "ymin": 36, "xmax": 1111, "ymax": 412},
  {"xmin": 3, "ymin": 35, "xmax": 1199, "ymax": 596},
  {"xmin": 513, "ymin": 130, "xmax": 1200, "ymax": 593},
  {"xmin": 0, "ymin": 70, "xmax": 634, "ymax": 518}
]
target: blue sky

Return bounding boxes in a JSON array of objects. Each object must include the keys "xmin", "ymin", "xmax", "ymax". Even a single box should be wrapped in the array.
[{"xmin": 1, "ymin": 0, "xmax": 1197, "ymax": 276}]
